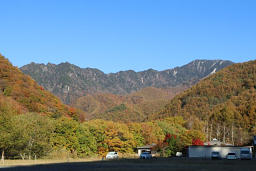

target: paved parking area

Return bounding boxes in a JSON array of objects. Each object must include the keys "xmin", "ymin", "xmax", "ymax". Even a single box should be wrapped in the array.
[{"xmin": 2, "ymin": 158, "xmax": 256, "ymax": 171}]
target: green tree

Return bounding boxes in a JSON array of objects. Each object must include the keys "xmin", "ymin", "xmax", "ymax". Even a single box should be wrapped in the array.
[
  {"xmin": 11, "ymin": 113, "xmax": 54, "ymax": 159},
  {"xmin": 77, "ymin": 123, "xmax": 97, "ymax": 157},
  {"xmin": 50, "ymin": 117, "xmax": 80, "ymax": 156},
  {"xmin": 0, "ymin": 103, "xmax": 15, "ymax": 160}
]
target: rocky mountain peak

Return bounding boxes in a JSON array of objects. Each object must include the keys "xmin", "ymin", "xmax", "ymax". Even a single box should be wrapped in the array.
[{"xmin": 20, "ymin": 59, "xmax": 233, "ymax": 104}]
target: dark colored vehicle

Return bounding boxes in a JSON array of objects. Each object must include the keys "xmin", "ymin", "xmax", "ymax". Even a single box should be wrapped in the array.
[
  {"xmin": 240, "ymin": 149, "xmax": 252, "ymax": 160},
  {"xmin": 140, "ymin": 152, "xmax": 152, "ymax": 159},
  {"xmin": 211, "ymin": 151, "xmax": 220, "ymax": 160}
]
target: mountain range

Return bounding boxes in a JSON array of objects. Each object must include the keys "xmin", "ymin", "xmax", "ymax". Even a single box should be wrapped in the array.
[
  {"xmin": 21, "ymin": 60, "xmax": 233, "ymax": 104},
  {"xmin": 20, "ymin": 59, "xmax": 233, "ymax": 122}
]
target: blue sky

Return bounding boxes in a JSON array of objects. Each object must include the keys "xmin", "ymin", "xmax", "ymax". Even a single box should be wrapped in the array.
[{"xmin": 0, "ymin": 0, "xmax": 255, "ymax": 73}]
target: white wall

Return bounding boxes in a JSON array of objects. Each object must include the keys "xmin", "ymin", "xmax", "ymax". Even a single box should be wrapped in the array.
[
  {"xmin": 138, "ymin": 149, "xmax": 142, "ymax": 156},
  {"xmin": 188, "ymin": 146, "xmax": 241, "ymax": 159}
]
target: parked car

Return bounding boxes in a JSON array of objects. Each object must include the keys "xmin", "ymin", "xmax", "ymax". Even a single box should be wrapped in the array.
[
  {"xmin": 211, "ymin": 151, "xmax": 220, "ymax": 160},
  {"xmin": 240, "ymin": 148, "xmax": 252, "ymax": 160},
  {"xmin": 140, "ymin": 152, "xmax": 152, "ymax": 159},
  {"xmin": 151, "ymin": 151, "xmax": 158, "ymax": 158},
  {"xmin": 106, "ymin": 152, "xmax": 119, "ymax": 159},
  {"xmin": 176, "ymin": 152, "xmax": 183, "ymax": 157},
  {"xmin": 226, "ymin": 152, "xmax": 237, "ymax": 160}
]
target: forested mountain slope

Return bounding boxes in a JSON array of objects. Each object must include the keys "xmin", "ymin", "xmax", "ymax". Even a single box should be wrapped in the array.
[
  {"xmin": 0, "ymin": 54, "xmax": 82, "ymax": 120},
  {"xmin": 20, "ymin": 60, "xmax": 233, "ymax": 104},
  {"xmin": 153, "ymin": 60, "xmax": 256, "ymax": 145},
  {"xmin": 74, "ymin": 86, "xmax": 188, "ymax": 122}
]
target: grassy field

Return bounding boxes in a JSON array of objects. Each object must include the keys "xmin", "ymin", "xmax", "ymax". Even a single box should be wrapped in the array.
[
  {"xmin": 1, "ymin": 158, "xmax": 256, "ymax": 171},
  {"xmin": 0, "ymin": 158, "xmax": 101, "ymax": 166}
]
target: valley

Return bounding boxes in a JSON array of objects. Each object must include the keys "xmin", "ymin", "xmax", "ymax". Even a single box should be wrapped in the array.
[{"xmin": 1, "ymin": 54, "xmax": 255, "ymax": 163}]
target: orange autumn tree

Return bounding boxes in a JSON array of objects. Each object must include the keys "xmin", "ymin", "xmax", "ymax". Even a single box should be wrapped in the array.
[{"xmin": 103, "ymin": 122, "xmax": 136, "ymax": 154}]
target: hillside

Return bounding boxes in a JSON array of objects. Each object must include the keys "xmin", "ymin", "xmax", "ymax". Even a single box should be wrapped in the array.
[
  {"xmin": 73, "ymin": 86, "xmax": 188, "ymax": 122},
  {"xmin": 153, "ymin": 60, "xmax": 256, "ymax": 145},
  {"xmin": 0, "ymin": 54, "xmax": 82, "ymax": 120},
  {"xmin": 20, "ymin": 60, "xmax": 233, "ymax": 104}
]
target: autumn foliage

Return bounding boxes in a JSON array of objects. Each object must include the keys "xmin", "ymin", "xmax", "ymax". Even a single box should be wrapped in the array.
[
  {"xmin": 2, "ymin": 54, "xmax": 256, "ymax": 160},
  {"xmin": 73, "ymin": 87, "xmax": 188, "ymax": 122},
  {"xmin": 192, "ymin": 139, "xmax": 204, "ymax": 145},
  {"xmin": 155, "ymin": 60, "xmax": 256, "ymax": 145},
  {"xmin": 0, "ymin": 54, "xmax": 81, "ymax": 119},
  {"xmin": 163, "ymin": 134, "xmax": 177, "ymax": 143}
]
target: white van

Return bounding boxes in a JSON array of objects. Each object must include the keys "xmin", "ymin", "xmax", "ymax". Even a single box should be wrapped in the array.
[
  {"xmin": 240, "ymin": 147, "xmax": 252, "ymax": 160},
  {"xmin": 106, "ymin": 151, "xmax": 119, "ymax": 159}
]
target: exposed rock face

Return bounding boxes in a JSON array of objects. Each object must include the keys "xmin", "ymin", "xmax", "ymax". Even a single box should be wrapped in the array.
[{"xmin": 20, "ymin": 60, "xmax": 233, "ymax": 104}]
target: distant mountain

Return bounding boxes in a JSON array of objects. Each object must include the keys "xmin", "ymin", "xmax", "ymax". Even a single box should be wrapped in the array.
[
  {"xmin": 20, "ymin": 60, "xmax": 233, "ymax": 104},
  {"xmin": 152, "ymin": 60, "xmax": 256, "ymax": 145},
  {"xmin": 0, "ymin": 54, "xmax": 83, "ymax": 120}
]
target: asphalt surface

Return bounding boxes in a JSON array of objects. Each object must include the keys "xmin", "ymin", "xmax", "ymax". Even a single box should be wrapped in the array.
[{"xmin": 1, "ymin": 158, "xmax": 256, "ymax": 171}]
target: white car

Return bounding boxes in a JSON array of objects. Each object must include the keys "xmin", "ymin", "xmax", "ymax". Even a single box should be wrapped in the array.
[
  {"xmin": 226, "ymin": 152, "xmax": 237, "ymax": 160},
  {"xmin": 140, "ymin": 152, "xmax": 152, "ymax": 159},
  {"xmin": 106, "ymin": 152, "xmax": 119, "ymax": 159},
  {"xmin": 176, "ymin": 152, "xmax": 183, "ymax": 157}
]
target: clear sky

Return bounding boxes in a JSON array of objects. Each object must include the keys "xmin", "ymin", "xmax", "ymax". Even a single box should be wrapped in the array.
[{"xmin": 0, "ymin": 0, "xmax": 255, "ymax": 73}]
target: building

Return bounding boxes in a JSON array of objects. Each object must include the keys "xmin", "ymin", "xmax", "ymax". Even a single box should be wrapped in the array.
[
  {"xmin": 189, "ymin": 144, "xmax": 253, "ymax": 159},
  {"xmin": 188, "ymin": 145, "xmax": 240, "ymax": 158},
  {"xmin": 188, "ymin": 138, "xmax": 255, "ymax": 158},
  {"xmin": 137, "ymin": 143, "xmax": 156, "ymax": 156}
]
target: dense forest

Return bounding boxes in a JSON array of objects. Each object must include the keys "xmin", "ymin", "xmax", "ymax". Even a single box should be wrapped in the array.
[
  {"xmin": 1, "ymin": 113, "xmax": 204, "ymax": 159},
  {"xmin": 154, "ymin": 60, "xmax": 256, "ymax": 145}
]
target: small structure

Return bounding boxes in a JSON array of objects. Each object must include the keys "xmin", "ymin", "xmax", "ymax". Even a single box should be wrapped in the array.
[
  {"xmin": 188, "ymin": 145, "xmax": 242, "ymax": 158},
  {"xmin": 188, "ymin": 138, "xmax": 254, "ymax": 159},
  {"xmin": 137, "ymin": 143, "xmax": 156, "ymax": 156}
]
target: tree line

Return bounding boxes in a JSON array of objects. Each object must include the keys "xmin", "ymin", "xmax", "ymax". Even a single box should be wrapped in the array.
[{"xmin": 0, "ymin": 109, "xmax": 204, "ymax": 160}]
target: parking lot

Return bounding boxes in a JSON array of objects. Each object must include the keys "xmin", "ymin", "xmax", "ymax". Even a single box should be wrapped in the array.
[{"xmin": 2, "ymin": 158, "xmax": 256, "ymax": 171}]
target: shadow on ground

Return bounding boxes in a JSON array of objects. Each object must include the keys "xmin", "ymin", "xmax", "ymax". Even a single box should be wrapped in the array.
[{"xmin": 2, "ymin": 158, "xmax": 256, "ymax": 171}]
